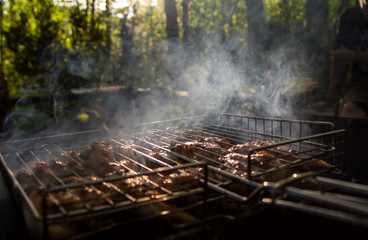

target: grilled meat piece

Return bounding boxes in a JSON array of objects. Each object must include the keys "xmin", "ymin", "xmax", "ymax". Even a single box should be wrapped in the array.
[
  {"xmin": 170, "ymin": 137, "xmax": 229, "ymax": 162},
  {"xmin": 228, "ymin": 140, "xmax": 266, "ymax": 154},
  {"xmin": 15, "ymin": 159, "xmax": 89, "ymax": 199},
  {"xmin": 49, "ymin": 159, "xmax": 75, "ymax": 179},
  {"xmin": 73, "ymin": 185, "xmax": 109, "ymax": 207},
  {"xmin": 229, "ymin": 140, "xmax": 338, "ymax": 173},
  {"xmin": 197, "ymin": 137, "xmax": 231, "ymax": 149},
  {"xmin": 15, "ymin": 162, "xmax": 61, "ymax": 192},
  {"xmin": 15, "ymin": 168, "xmax": 41, "ymax": 194},
  {"xmin": 169, "ymin": 142, "xmax": 194, "ymax": 158},
  {"xmin": 150, "ymin": 147, "xmax": 168, "ymax": 161},
  {"xmin": 158, "ymin": 171, "xmax": 199, "ymax": 192},
  {"xmin": 191, "ymin": 141, "xmax": 226, "ymax": 157},
  {"xmin": 218, "ymin": 153, "xmax": 249, "ymax": 172},
  {"xmin": 262, "ymin": 140, "xmax": 339, "ymax": 172},
  {"xmin": 79, "ymin": 141, "xmax": 127, "ymax": 177},
  {"xmin": 219, "ymin": 151, "xmax": 293, "ymax": 181},
  {"xmin": 65, "ymin": 159, "xmax": 90, "ymax": 177},
  {"xmin": 116, "ymin": 175, "xmax": 160, "ymax": 199},
  {"xmin": 219, "ymin": 151, "xmax": 278, "ymax": 172},
  {"xmin": 29, "ymin": 187, "xmax": 84, "ymax": 215},
  {"xmin": 33, "ymin": 162, "xmax": 59, "ymax": 186},
  {"xmin": 114, "ymin": 144, "xmax": 147, "ymax": 165}
]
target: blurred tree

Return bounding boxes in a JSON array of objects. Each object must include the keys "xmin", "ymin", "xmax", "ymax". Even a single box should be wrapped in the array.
[
  {"xmin": 0, "ymin": 0, "xmax": 357, "ymax": 98},
  {"xmin": 182, "ymin": 0, "xmax": 190, "ymax": 46},
  {"xmin": 306, "ymin": 0, "xmax": 329, "ymax": 81},
  {"xmin": 245, "ymin": 0, "xmax": 266, "ymax": 51},
  {"xmin": 119, "ymin": 3, "xmax": 136, "ymax": 86},
  {"xmin": 4, "ymin": 0, "xmax": 61, "ymax": 95},
  {"xmin": 244, "ymin": 0, "xmax": 266, "ymax": 83},
  {"xmin": 0, "ymin": 0, "xmax": 4, "ymax": 63},
  {"xmin": 69, "ymin": 2, "xmax": 89, "ymax": 47},
  {"xmin": 104, "ymin": 0, "xmax": 112, "ymax": 55},
  {"xmin": 164, "ymin": 0, "xmax": 179, "ymax": 53}
]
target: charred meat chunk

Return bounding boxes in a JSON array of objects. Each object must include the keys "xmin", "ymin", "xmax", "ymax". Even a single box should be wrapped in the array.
[
  {"xmin": 79, "ymin": 141, "xmax": 127, "ymax": 177},
  {"xmin": 116, "ymin": 175, "xmax": 160, "ymax": 199},
  {"xmin": 169, "ymin": 142, "xmax": 194, "ymax": 158},
  {"xmin": 158, "ymin": 171, "xmax": 199, "ymax": 192},
  {"xmin": 228, "ymin": 140, "xmax": 267, "ymax": 154},
  {"xmin": 219, "ymin": 150, "xmax": 292, "ymax": 181},
  {"xmin": 170, "ymin": 137, "xmax": 229, "ymax": 162},
  {"xmin": 178, "ymin": 129, "xmax": 215, "ymax": 139}
]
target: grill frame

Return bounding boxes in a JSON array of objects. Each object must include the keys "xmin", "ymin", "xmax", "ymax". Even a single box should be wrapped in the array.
[
  {"xmin": 262, "ymin": 175, "xmax": 368, "ymax": 227},
  {"xmin": 134, "ymin": 113, "xmax": 346, "ymax": 201},
  {"xmin": 0, "ymin": 136, "xmax": 210, "ymax": 239},
  {"xmin": 0, "ymin": 113, "xmax": 348, "ymax": 239}
]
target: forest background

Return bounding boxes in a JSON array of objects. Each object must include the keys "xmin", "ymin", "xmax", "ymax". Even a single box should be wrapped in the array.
[{"xmin": 0, "ymin": 0, "xmax": 360, "ymax": 134}]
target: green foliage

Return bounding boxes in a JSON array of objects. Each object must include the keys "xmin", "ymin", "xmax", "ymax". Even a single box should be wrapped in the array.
[
  {"xmin": 3, "ymin": 0, "xmax": 60, "ymax": 96},
  {"xmin": 0, "ymin": 0, "xmax": 350, "ymax": 99}
]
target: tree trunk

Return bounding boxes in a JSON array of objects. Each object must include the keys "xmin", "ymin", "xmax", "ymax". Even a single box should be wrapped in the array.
[
  {"xmin": 244, "ymin": 0, "xmax": 266, "ymax": 81},
  {"xmin": 305, "ymin": 0, "xmax": 329, "ymax": 81},
  {"xmin": 182, "ymin": 0, "xmax": 190, "ymax": 46},
  {"xmin": 164, "ymin": 0, "xmax": 179, "ymax": 54},
  {"xmin": 105, "ymin": 0, "xmax": 111, "ymax": 55},
  {"xmin": 90, "ymin": 0, "xmax": 96, "ymax": 40},
  {"xmin": 163, "ymin": 0, "xmax": 180, "ymax": 84},
  {"xmin": 244, "ymin": 0, "xmax": 266, "ymax": 52}
]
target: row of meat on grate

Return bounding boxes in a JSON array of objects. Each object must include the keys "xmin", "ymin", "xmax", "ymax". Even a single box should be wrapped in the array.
[
  {"xmin": 15, "ymin": 141, "xmax": 200, "ymax": 216},
  {"xmin": 166, "ymin": 129, "xmax": 339, "ymax": 182},
  {"xmin": 14, "ymin": 129, "xmax": 338, "ymax": 216}
]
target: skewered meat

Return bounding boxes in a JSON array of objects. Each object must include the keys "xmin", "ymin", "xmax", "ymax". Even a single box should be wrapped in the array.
[
  {"xmin": 229, "ymin": 140, "xmax": 310, "ymax": 172},
  {"xmin": 15, "ymin": 168, "xmax": 41, "ymax": 194},
  {"xmin": 158, "ymin": 171, "xmax": 199, "ymax": 192},
  {"xmin": 13, "ymin": 139, "xmax": 203, "ymax": 240},
  {"xmin": 218, "ymin": 151, "xmax": 293, "ymax": 181},
  {"xmin": 228, "ymin": 140, "xmax": 338, "ymax": 172},
  {"xmin": 150, "ymin": 147, "xmax": 168, "ymax": 161},
  {"xmin": 261, "ymin": 140, "xmax": 337, "ymax": 172},
  {"xmin": 113, "ymin": 143, "xmax": 147, "ymax": 165},
  {"xmin": 15, "ymin": 158, "xmax": 88, "ymax": 196},
  {"xmin": 49, "ymin": 159, "xmax": 75, "ymax": 179},
  {"xmin": 15, "ymin": 140, "xmax": 201, "ymax": 217},
  {"xmin": 228, "ymin": 140, "xmax": 267, "ymax": 154},
  {"xmin": 15, "ymin": 162, "xmax": 60, "ymax": 193},
  {"xmin": 65, "ymin": 159, "xmax": 90, "ymax": 177},
  {"xmin": 191, "ymin": 141, "xmax": 226, "ymax": 158},
  {"xmin": 197, "ymin": 137, "xmax": 231, "ymax": 149},
  {"xmin": 170, "ymin": 137, "xmax": 229, "ymax": 162},
  {"xmin": 169, "ymin": 142, "xmax": 194, "ymax": 158},
  {"xmin": 169, "ymin": 133, "xmax": 339, "ymax": 183},
  {"xmin": 115, "ymin": 175, "xmax": 160, "ymax": 199},
  {"xmin": 79, "ymin": 141, "xmax": 127, "ymax": 177},
  {"xmin": 218, "ymin": 153, "xmax": 249, "ymax": 173},
  {"xmin": 29, "ymin": 187, "xmax": 84, "ymax": 215}
]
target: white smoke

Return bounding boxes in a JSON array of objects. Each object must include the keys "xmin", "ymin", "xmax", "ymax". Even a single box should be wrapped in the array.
[{"xmin": 2, "ymin": 26, "xmax": 309, "ymax": 141}]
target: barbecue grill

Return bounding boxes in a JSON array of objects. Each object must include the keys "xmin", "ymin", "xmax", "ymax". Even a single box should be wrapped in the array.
[
  {"xmin": 0, "ymin": 137, "xmax": 209, "ymax": 239},
  {"xmin": 134, "ymin": 114, "xmax": 345, "ymax": 200},
  {"xmin": 1, "ymin": 113, "xmax": 367, "ymax": 239}
]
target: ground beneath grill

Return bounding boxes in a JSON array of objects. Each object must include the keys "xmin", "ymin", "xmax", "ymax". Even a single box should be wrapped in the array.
[{"xmin": 75, "ymin": 206, "xmax": 368, "ymax": 239}]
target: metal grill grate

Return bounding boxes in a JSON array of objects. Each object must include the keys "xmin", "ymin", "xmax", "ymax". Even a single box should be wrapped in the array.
[
  {"xmin": 0, "ymin": 137, "xmax": 209, "ymax": 239},
  {"xmin": 133, "ymin": 114, "xmax": 346, "ymax": 201},
  {"xmin": 0, "ymin": 113, "xmax": 347, "ymax": 239}
]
